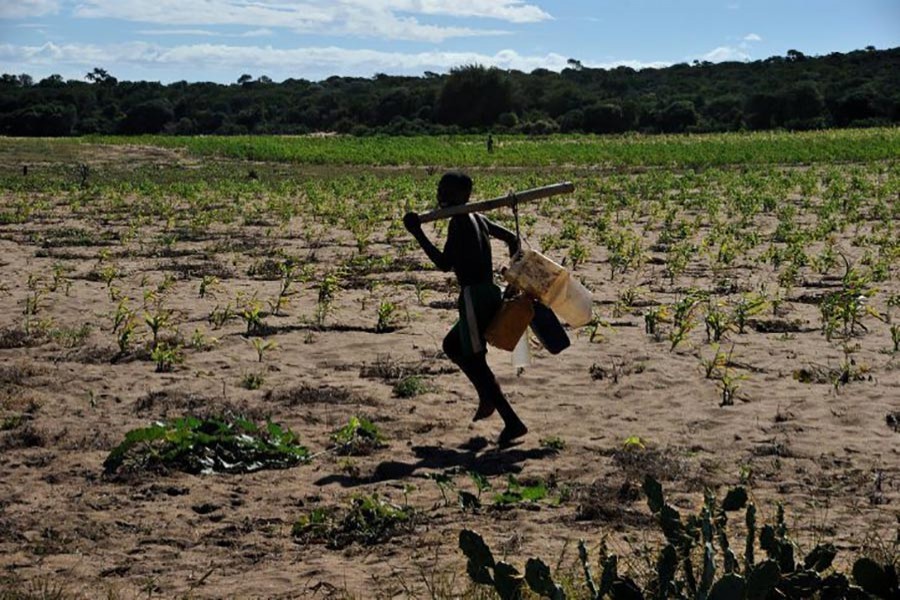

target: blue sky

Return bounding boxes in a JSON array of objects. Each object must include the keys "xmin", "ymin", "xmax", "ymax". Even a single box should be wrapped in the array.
[{"xmin": 1, "ymin": 1, "xmax": 897, "ymax": 83}]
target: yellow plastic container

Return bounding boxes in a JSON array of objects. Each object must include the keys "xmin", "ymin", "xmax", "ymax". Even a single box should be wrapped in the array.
[
  {"xmin": 485, "ymin": 294, "xmax": 535, "ymax": 351},
  {"xmin": 503, "ymin": 249, "xmax": 568, "ymax": 306}
]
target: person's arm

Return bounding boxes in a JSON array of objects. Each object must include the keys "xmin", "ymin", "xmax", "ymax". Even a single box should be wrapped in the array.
[
  {"xmin": 484, "ymin": 217, "xmax": 520, "ymax": 256},
  {"xmin": 404, "ymin": 212, "xmax": 455, "ymax": 272}
]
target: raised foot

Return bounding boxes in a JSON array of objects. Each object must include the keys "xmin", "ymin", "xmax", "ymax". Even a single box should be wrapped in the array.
[{"xmin": 498, "ymin": 422, "xmax": 528, "ymax": 448}]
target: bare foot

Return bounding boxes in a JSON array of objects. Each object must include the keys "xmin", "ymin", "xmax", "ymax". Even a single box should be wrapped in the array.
[
  {"xmin": 498, "ymin": 421, "xmax": 528, "ymax": 447},
  {"xmin": 472, "ymin": 401, "xmax": 495, "ymax": 422}
]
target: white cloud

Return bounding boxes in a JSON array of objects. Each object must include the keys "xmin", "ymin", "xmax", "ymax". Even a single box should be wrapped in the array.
[
  {"xmin": 743, "ymin": 33, "xmax": 761, "ymax": 42},
  {"xmin": 0, "ymin": 0, "xmax": 59, "ymax": 19},
  {"xmin": 700, "ymin": 46, "xmax": 750, "ymax": 62},
  {"xmin": 71, "ymin": 0, "xmax": 550, "ymax": 42},
  {"xmin": 391, "ymin": 0, "xmax": 551, "ymax": 23},
  {"xmin": 137, "ymin": 28, "xmax": 274, "ymax": 38},
  {"xmin": 0, "ymin": 40, "xmax": 667, "ymax": 81}
]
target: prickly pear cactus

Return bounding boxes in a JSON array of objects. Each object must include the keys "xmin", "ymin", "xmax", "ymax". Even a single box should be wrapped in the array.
[
  {"xmin": 853, "ymin": 557, "xmax": 899, "ymax": 599},
  {"xmin": 525, "ymin": 557, "xmax": 566, "ymax": 600}
]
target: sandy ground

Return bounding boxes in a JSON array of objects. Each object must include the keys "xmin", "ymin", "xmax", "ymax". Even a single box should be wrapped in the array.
[{"xmin": 0, "ymin": 147, "xmax": 897, "ymax": 599}]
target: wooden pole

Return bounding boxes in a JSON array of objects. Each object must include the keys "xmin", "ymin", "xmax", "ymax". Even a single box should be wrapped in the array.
[{"xmin": 418, "ymin": 181, "xmax": 574, "ymax": 224}]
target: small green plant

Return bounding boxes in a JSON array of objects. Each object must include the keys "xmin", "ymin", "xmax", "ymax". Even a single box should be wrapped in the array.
[
  {"xmin": 189, "ymin": 327, "xmax": 217, "ymax": 350},
  {"xmin": 669, "ymin": 294, "xmax": 701, "ymax": 351},
  {"xmin": 315, "ymin": 271, "xmax": 340, "ymax": 327},
  {"xmin": 644, "ymin": 305, "xmax": 670, "ymax": 341},
  {"xmin": 700, "ymin": 343, "xmax": 728, "ymax": 379},
  {"xmin": 240, "ymin": 299, "xmax": 265, "ymax": 335},
  {"xmin": 731, "ymin": 293, "xmax": 767, "ymax": 334},
  {"xmin": 585, "ymin": 312, "xmax": 610, "ymax": 343},
  {"xmin": 891, "ymin": 324, "xmax": 900, "ymax": 352},
  {"xmin": 704, "ymin": 301, "xmax": 732, "ymax": 342},
  {"xmin": 241, "ymin": 371, "xmax": 265, "ymax": 390},
  {"xmin": 393, "ymin": 374, "xmax": 429, "ymax": 398},
  {"xmin": 492, "ymin": 475, "xmax": 550, "ymax": 506},
  {"xmin": 150, "ymin": 341, "xmax": 182, "ymax": 372},
  {"xmin": 568, "ymin": 241, "xmax": 588, "ymax": 270},
  {"xmin": 250, "ymin": 337, "xmax": 277, "ymax": 362},
  {"xmin": 539, "ymin": 436, "xmax": 566, "ymax": 452},
  {"xmin": 144, "ymin": 308, "xmax": 171, "ymax": 350},
  {"xmin": 49, "ymin": 264, "xmax": 71, "ymax": 296},
  {"xmin": 116, "ymin": 316, "xmax": 137, "ymax": 356},
  {"xmin": 97, "ymin": 264, "xmax": 118, "ymax": 288},
  {"xmin": 198, "ymin": 275, "xmax": 219, "ymax": 299},
  {"xmin": 375, "ymin": 299, "xmax": 398, "ymax": 333},
  {"xmin": 331, "ymin": 416, "xmax": 386, "ymax": 456},
  {"xmin": 23, "ymin": 275, "xmax": 46, "ymax": 316},
  {"xmin": 428, "ymin": 471, "xmax": 457, "ymax": 507},
  {"xmin": 267, "ymin": 262, "xmax": 297, "ymax": 316},
  {"xmin": 208, "ymin": 303, "xmax": 234, "ymax": 329}
]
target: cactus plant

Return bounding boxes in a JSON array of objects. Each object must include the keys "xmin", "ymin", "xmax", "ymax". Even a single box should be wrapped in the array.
[{"xmin": 461, "ymin": 477, "xmax": 889, "ymax": 600}]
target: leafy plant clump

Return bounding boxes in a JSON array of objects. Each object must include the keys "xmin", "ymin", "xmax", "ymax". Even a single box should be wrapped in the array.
[
  {"xmin": 392, "ymin": 374, "xmax": 430, "ymax": 398},
  {"xmin": 103, "ymin": 415, "xmax": 309, "ymax": 476},
  {"xmin": 330, "ymin": 415, "xmax": 386, "ymax": 456},
  {"xmin": 292, "ymin": 493, "xmax": 415, "ymax": 550}
]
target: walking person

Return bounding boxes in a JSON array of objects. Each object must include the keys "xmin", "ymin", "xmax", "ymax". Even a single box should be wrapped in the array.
[{"xmin": 403, "ymin": 171, "xmax": 528, "ymax": 446}]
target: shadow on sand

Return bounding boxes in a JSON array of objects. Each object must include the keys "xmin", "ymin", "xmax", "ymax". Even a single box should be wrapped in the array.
[{"xmin": 314, "ymin": 436, "xmax": 556, "ymax": 487}]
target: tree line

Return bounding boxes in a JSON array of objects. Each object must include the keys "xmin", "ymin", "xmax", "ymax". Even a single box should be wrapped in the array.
[{"xmin": 1, "ymin": 46, "xmax": 897, "ymax": 137}]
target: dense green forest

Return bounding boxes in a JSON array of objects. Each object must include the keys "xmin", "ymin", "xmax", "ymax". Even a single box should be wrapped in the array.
[{"xmin": 1, "ymin": 46, "xmax": 898, "ymax": 137}]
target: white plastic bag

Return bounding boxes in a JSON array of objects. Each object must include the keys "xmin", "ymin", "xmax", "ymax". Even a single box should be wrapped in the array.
[{"xmin": 512, "ymin": 330, "xmax": 531, "ymax": 369}]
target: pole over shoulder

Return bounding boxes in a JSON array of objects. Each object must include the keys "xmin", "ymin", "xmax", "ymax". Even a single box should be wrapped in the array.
[{"xmin": 418, "ymin": 181, "xmax": 574, "ymax": 223}]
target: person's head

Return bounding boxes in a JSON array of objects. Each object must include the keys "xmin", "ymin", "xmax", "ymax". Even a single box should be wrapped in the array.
[{"xmin": 437, "ymin": 171, "xmax": 473, "ymax": 208}]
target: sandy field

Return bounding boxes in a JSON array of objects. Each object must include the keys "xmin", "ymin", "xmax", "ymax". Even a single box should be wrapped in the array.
[{"xmin": 0, "ymin": 143, "xmax": 897, "ymax": 598}]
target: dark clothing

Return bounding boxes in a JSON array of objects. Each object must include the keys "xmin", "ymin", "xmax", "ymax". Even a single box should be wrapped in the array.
[
  {"xmin": 450, "ymin": 282, "xmax": 502, "ymax": 358},
  {"xmin": 443, "ymin": 214, "xmax": 493, "ymax": 287}
]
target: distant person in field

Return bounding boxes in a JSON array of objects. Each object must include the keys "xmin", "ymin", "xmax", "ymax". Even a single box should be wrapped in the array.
[
  {"xmin": 403, "ymin": 172, "xmax": 528, "ymax": 446},
  {"xmin": 486, "ymin": 134, "xmax": 494, "ymax": 153}
]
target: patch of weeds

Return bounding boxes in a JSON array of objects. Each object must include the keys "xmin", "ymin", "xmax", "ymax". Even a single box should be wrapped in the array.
[
  {"xmin": 103, "ymin": 415, "xmax": 309, "ymax": 477},
  {"xmin": 241, "ymin": 372, "xmax": 265, "ymax": 390},
  {"xmin": 48, "ymin": 323, "xmax": 92, "ymax": 348},
  {"xmin": 539, "ymin": 436, "xmax": 566, "ymax": 452},
  {"xmin": 292, "ymin": 493, "xmax": 415, "ymax": 550},
  {"xmin": 359, "ymin": 354, "xmax": 454, "ymax": 381},
  {"xmin": 134, "ymin": 389, "xmax": 210, "ymax": 415},
  {"xmin": 0, "ymin": 423, "xmax": 46, "ymax": 450},
  {"xmin": 265, "ymin": 384, "xmax": 371, "ymax": 406},
  {"xmin": 1, "ymin": 414, "xmax": 25, "ymax": 431},
  {"xmin": 573, "ymin": 479, "xmax": 650, "ymax": 526},
  {"xmin": 0, "ymin": 326, "xmax": 45, "ymax": 349},
  {"xmin": 492, "ymin": 475, "xmax": 560, "ymax": 508},
  {"xmin": 331, "ymin": 415, "xmax": 386, "ymax": 456},
  {"xmin": 608, "ymin": 438, "xmax": 689, "ymax": 483},
  {"xmin": 393, "ymin": 375, "xmax": 431, "ymax": 398}
]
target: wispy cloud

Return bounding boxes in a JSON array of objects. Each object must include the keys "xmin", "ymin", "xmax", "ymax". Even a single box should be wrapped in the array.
[
  {"xmin": 700, "ymin": 45, "xmax": 750, "ymax": 62},
  {"xmin": 743, "ymin": 33, "xmax": 761, "ymax": 42},
  {"xmin": 0, "ymin": 40, "xmax": 667, "ymax": 81},
  {"xmin": 0, "ymin": 0, "xmax": 59, "ymax": 19},
  {"xmin": 72, "ymin": 0, "xmax": 549, "ymax": 42},
  {"xmin": 137, "ymin": 28, "xmax": 274, "ymax": 38}
]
